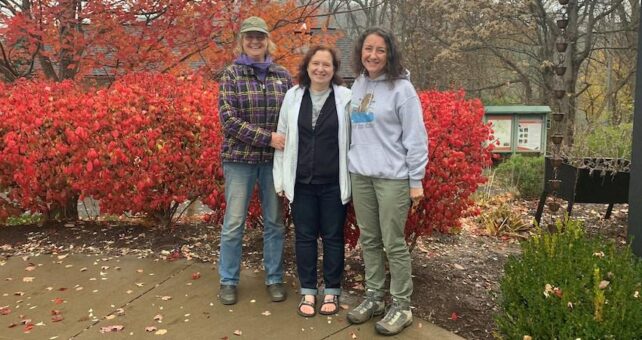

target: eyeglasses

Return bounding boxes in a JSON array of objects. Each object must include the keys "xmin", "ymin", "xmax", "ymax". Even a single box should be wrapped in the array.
[{"xmin": 244, "ymin": 33, "xmax": 267, "ymax": 41}]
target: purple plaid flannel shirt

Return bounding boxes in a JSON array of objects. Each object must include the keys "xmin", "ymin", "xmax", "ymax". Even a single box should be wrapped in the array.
[{"xmin": 218, "ymin": 62, "xmax": 292, "ymax": 164}]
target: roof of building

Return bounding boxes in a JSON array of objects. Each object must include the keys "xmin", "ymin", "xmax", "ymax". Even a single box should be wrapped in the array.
[{"xmin": 485, "ymin": 105, "xmax": 551, "ymax": 115}]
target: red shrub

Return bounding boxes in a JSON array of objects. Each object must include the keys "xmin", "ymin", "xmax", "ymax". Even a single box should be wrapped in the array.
[
  {"xmin": 411, "ymin": 90, "xmax": 493, "ymax": 237},
  {"xmin": 1, "ymin": 78, "xmax": 491, "ymax": 241},
  {"xmin": 0, "ymin": 80, "xmax": 87, "ymax": 220},
  {"xmin": 67, "ymin": 73, "xmax": 220, "ymax": 226}
]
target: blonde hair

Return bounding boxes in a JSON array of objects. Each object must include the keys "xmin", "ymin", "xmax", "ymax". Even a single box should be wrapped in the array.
[{"xmin": 234, "ymin": 32, "xmax": 277, "ymax": 57}]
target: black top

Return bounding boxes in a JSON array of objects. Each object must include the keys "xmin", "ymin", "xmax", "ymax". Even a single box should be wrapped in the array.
[{"xmin": 296, "ymin": 89, "xmax": 340, "ymax": 185}]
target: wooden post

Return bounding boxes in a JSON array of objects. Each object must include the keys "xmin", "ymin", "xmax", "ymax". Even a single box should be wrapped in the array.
[{"xmin": 629, "ymin": 1, "xmax": 642, "ymax": 257}]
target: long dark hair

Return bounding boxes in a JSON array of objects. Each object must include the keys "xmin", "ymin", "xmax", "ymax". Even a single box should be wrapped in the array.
[
  {"xmin": 352, "ymin": 27, "xmax": 405, "ymax": 81},
  {"xmin": 297, "ymin": 45, "xmax": 344, "ymax": 88}
]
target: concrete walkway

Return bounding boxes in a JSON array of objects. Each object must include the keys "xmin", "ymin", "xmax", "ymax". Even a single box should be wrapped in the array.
[{"xmin": 0, "ymin": 254, "xmax": 464, "ymax": 339}]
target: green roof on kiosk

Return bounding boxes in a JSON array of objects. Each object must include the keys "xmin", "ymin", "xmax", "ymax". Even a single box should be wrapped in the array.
[{"xmin": 484, "ymin": 105, "xmax": 551, "ymax": 115}]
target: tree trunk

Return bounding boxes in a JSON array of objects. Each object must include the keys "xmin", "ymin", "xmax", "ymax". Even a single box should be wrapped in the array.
[
  {"xmin": 42, "ymin": 194, "xmax": 79, "ymax": 224},
  {"xmin": 563, "ymin": 0, "xmax": 580, "ymax": 148}
]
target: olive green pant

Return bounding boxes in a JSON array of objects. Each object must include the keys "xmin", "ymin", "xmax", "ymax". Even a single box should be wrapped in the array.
[{"xmin": 351, "ymin": 173, "xmax": 413, "ymax": 305}]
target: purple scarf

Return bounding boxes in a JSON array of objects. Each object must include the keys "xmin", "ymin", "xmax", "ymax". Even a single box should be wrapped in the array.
[{"xmin": 235, "ymin": 54, "xmax": 273, "ymax": 82}]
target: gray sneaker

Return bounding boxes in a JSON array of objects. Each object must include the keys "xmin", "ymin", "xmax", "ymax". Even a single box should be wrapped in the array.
[
  {"xmin": 375, "ymin": 301, "xmax": 413, "ymax": 335},
  {"xmin": 346, "ymin": 290, "xmax": 385, "ymax": 324}
]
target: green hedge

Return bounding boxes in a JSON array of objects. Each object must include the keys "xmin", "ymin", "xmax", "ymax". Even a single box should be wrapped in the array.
[
  {"xmin": 494, "ymin": 155, "xmax": 544, "ymax": 199},
  {"xmin": 496, "ymin": 219, "xmax": 642, "ymax": 339}
]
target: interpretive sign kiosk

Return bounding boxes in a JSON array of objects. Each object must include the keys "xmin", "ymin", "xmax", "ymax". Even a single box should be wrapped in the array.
[{"xmin": 484, "ymin": 105, "xmax": 551, "ymax": 155}]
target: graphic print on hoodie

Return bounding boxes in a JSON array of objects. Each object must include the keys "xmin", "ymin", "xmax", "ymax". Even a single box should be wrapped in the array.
[{"xmin": 351, "ymin": 91, "xmax": 375, "ymax": 127}]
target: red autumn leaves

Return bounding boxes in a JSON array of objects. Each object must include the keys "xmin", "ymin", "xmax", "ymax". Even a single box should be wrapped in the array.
[
  {"xmin": 0, "ymin": 74, "xmax": 221, "ymax": 226},
  {"xmin": 0, "ymin": 77, "xmax": 493, "ymax": 243},
  {"xmin": 401, "ymin": 90, "xmax": 494, "ymax": 245}
]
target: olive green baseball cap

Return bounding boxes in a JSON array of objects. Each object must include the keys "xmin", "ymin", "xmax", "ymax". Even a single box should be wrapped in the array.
[{"xmin": 240, "ymin": 16, "xmax": 269, "ymax": 34}]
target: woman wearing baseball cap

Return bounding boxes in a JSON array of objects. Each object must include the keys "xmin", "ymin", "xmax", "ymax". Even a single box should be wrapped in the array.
[{"xmin": 217, "ymin": 16, "xmax": 292, "ymax": 306}]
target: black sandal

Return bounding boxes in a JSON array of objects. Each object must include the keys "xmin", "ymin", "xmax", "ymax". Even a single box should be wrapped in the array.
[
  {"xmin": 297, "ymin": 295, "xmax": 316, "ymax": 317},
  {"xmin": 319, "ymin": 295, "xmax": 339, "ymax": 315}
]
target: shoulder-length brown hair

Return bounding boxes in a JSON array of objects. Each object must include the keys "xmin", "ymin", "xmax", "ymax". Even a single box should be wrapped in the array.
[
  {"xmin": 297, "ymin": 45, "xmax": 344, "ymax": 88},
  {"xmin": 352, "ymin": 27, "xmax": 405, "ymax": 81}
]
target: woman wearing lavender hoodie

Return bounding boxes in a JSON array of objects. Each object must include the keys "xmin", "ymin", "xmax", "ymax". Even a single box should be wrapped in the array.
[{"xmin": 346, "ymin": 27, "xmax": 428, "ymax": 336}]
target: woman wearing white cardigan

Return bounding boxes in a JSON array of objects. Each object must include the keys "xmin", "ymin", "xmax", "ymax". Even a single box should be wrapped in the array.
[{"xmin": 273, "ymin": 45, "xmax": 351, "ymax": 318}]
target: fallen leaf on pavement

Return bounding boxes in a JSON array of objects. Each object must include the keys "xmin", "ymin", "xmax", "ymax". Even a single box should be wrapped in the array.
[
  {"xmin": 155, "ymin": 329, "xmax": 167, "ymax": 335},
  {"xmin": 451, "ymin": 312, "xmax": 459, "ymax": 321},
  {"xmin": 154, "ymin": 314, "xmax": 163, "ymax": 322},
  {"xmin": 51, "ymin": 315, "xmax": 64, "ymax": 322},
  {"xmin": 350, "ymin": 331, "xmax": 357, "ymax": 339},
  {"xmin": 23, "ymin": 323, "xmax": 34, "ymax": 333},
  {"xmin": 192, "ymin": 272, "xmax": 201, "ymax": 280},
  {"xmin": 99, "ymin": 325, "xmax": 124, "ymax": 333},
  {"xmin": 25, "ymin": 264, "xmax": 36, "ymax": 271},
  {"xmin": 105, "ymin": 315, "xmax": 116, "ymax": 320},
  {"xmin": 261, "ymin": 311, "xmax": 271, "ymax": 316},
  {"xmin": 22, "ymin": 277, "xmax": 35, "ymax": 283},
  {"xmin": 145, "ymin": 326, "xmax": 157, "ymax": 332},
  {"xmin": 51, "ymin": 310, "xmax": 61, "ymax": 315},
  {"xmin": 52, "ymin": 298, "xmax": 65, "ymax": 305},
  {"xmin": 0, "ymin": 306, "xmax": 11, "ymax": 315},
  {"xmin": 233, "ymin": 330, "xmax": 242, "ymax": 336},
  {"xmin": 158, "ymin": 296, "xmax": 172, "ymax": 301}
]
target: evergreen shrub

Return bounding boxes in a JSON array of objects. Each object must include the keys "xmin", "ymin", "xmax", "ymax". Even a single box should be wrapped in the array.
[
  {"xmin": 494, "ymin": 155, "xmax": 544, "ymax": 199},
  {"xmin": 496, "ymin": 219, "xmax": 642, "ymax": 339}
]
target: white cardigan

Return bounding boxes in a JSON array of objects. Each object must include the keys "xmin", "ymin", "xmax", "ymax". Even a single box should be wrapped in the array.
[{"xmin": 273, "ymin": 84, "xmax": 352, "ymax": 204}]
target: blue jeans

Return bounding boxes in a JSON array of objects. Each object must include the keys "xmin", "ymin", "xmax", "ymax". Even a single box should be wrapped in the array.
[
  {"xmin": 219, "ymin": 162, "xmax": 285, "ymax": 286},
  {"xmin": 292, "ymin": 182, "xmax": 346, "ymax": 296}
]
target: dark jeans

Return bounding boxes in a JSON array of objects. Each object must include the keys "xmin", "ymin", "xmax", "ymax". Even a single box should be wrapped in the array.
[{"xmin": 292, "ymin": 182, "xmax": 346, "ymax": 296}]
